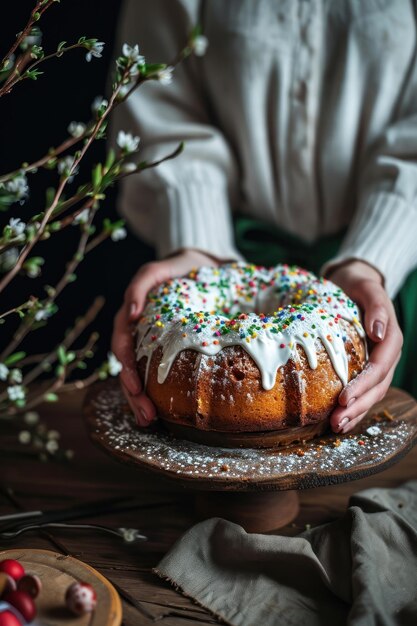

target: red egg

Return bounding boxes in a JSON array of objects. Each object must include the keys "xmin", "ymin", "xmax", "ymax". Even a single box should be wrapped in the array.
[
  {"xmin": 0, "ymin": 611, "xmax": 22, "ymax": 626},
  {"xmin": 65, "ymin": 581, "xmax": 97, "ymax": 616},
  {"xmin": 0, "ymin": 573, "xmax": 16, "ymax": 597},
  {"xmin": 3, "ymin": 590, "xmax": 36, "ymax": 623},
  {"xmin": 0, "ymin": 562, "xmax": 24, "ymax": 583},
  {"xmin": 17, "ymin": 574, "xmax": 41, "ymax": 599}
]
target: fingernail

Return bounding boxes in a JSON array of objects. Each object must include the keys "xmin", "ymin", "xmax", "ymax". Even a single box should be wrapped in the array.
[
  {"xmin": 338, "ymin": 417, "xmax": 350, "ymax": 431},
  {"xmin": 130, "ymin": 302, "xmax": 138, "ymax": 320},
  {"xmin": 347, "ymin": 397, "xmax": 356, "ymax": 408},
  {"xmin": 137, "ymin": 407, "xmax": 152, "ymax": 425},
  {"xmin": 373, "ymin": 320, "xmax": 385, "ymax": 341}
]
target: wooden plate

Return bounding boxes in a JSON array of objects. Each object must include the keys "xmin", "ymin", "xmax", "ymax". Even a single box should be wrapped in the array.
[
  {"xmin": 0, "ymin": 548, "xmax": 122, "ymax": 626},
  {"xmin": 84, "ymin": 381, "xmax": 417, "ymax": 492}
]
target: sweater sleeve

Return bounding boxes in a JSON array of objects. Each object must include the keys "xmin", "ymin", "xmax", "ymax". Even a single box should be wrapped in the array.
[
  {"xmin": 321, "ymin": 43, "xmax": 417, "ymax": 298},
  {"xmin": 110, "ymin": 0, "xmax": 243, "ymax": 262}
]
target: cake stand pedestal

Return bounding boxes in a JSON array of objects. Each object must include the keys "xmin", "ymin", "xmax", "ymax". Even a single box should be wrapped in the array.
[{"xmin": 84, "ymin": 382, "xmax": 417, "ymax": 533}]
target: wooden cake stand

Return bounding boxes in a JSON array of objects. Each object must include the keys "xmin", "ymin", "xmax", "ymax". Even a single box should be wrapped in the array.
[{"xmin": 84, "ymin": 381, "xmax": 417, "ymax": 532}]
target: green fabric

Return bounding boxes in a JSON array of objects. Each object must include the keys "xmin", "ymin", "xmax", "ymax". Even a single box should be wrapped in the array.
[{"xmin": 234, "ymin": 216, "xmax": 417, "ymax": 398}]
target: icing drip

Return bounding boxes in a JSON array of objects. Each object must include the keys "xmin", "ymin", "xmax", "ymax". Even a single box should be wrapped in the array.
[{"xmin": 135, "ymin": 263, "xmax": 365, "ymax": 391}]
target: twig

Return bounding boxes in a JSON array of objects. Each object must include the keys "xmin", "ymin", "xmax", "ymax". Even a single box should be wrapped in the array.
[
  {"xmin": 1, "ymin": 44, "xmax": 87, "ymax": 96},
  {"xmin": 0, "ymin": 62, "xmax": 130, "ymax": 295},
  {"xmin": 0, "ymin": 0, "xmax": 55, "ymax": 71},
  {"xmin": 0, "ymin": 133, "xmax": 85, "ymax": 184}
]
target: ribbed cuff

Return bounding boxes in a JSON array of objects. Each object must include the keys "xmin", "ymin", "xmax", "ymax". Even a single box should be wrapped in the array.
[
  {"xmin": 321, "ymin": 191, "xmax": 417, "ymax": 298},
  {"xmin": 154, "ymin": 170, "xmax": 244, "ymax": 263}
]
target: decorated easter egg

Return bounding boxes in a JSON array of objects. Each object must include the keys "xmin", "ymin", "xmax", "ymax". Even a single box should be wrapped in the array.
[
  {"xmin": 0, "ymin": 574, "xmax": 16, "ymax": 598},
  {"xmin": 65, "ymin": 581, "xmax": 97, "ymax": 616},
  {"xmin": 3, "ymin": 591, "xmax": 36, "ymax": 623},
  {"xmin": 17, "ymin": 575, "xmax": 41, "ymax": 599},
  {"xmin": 0, "ymin": 563, "xmax": 24, "ymax": 583}
]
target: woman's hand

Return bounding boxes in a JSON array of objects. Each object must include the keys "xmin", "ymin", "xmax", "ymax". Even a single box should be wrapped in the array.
[
  {"xmin": 326, "ymin": 260, "xmax": 403, "ymax": 434},
  {"xmin": 111, "ymin": 248, "xmax": 218, "ymax": 427}
]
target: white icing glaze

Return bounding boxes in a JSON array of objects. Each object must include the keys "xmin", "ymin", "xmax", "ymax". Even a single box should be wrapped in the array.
[{"xmin": 135, "ymin": 263, "xmax": 365, "ymax": 391}]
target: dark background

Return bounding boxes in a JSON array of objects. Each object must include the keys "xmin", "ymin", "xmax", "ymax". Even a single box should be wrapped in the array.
[{"xmin": 0, "ymin": 0, "xmax": 154, "ymax": 367}]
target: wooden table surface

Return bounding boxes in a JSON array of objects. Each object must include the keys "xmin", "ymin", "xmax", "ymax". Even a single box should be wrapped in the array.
[{"xmin": 1, "ymin": 390, "xmax": 417, "ymax": 626}]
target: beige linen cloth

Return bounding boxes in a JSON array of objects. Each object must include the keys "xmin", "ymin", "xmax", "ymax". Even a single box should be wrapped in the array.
[{"xmin": 154, "ymin": 481, "xmax": 417, "ymax": 626}]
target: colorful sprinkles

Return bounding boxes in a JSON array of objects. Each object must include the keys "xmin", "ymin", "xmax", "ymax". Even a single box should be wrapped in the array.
[{"xmin": 135, "ymin": 263, "xmax": 365, "ymax": 390}]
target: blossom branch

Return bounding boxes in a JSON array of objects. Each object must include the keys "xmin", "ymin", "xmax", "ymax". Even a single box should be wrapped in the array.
[{"xmin": 0, "ymin": 0, "xmax": 56, "ymax": 70}]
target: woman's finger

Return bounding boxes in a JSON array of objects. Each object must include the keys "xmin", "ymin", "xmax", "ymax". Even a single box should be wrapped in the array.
[
  {"xmin": 330, "ymin": 356, "xmax": 398, "ymax": 432},
  {"xmin": 338, "ymin": 410, "xmax": 368, "ymax": 435},
  {"xmin": 120, "ymin": 381, "xmax": 156, "ymax": 427},
  {"xmin": 126, "ymin": 261, "xmax": 171, "ymax": 320},
  {"xmin": 353, "ymin": 281, "xmax": 390, "ymax": 342},
  {"xmin": 339, "ymin": 317, "xmax": 402, "ymax": 407},
  {"xmin": 112, "ymin": 305, "xmax": 142, "ymax": 396}
]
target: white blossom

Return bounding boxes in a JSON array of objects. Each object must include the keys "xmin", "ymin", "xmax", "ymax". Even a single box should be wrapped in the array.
[
  {"xmin": 24, "ymin": 411, "xmax": 39, "ymax": 425},
  {"xmin": 9, "ymin": 368, "xmax": 22, "ymax": 384},
  {"xmin": 19, "ymin": 430, "xmax": 31, "ymax": 444},
  {"xmin": 2, "ymin": 54, "xmax": 15, "ymax": 71},
  {"xmin": 91, "ymin": 96, "xmax": 108, "ymax": 113},
  {"xmin": 0, "ymin": 364, "xmax": 9, "ymax": 381},
  {"xmin": 7, "ymin": 385, "xmax": 25, "ymax": 401},
  {"xmin": 46, "ymin": 439, "xmax": 59, "ymax": 453},
  {"xmin": 122, "ymin": 43, "xmax": 145, "ymax": 65},
  {"xmin": 22, "ymin": 30, "xmax": 42, "ymax": 49},
  {"xmin": 193, "ymin": 35, "xmax": 209, "ymax": 56},
  {"xmin": 5, "ymin": 174, "xmax": 29, "ymax": 202},
  {"xmin": 8, "ymin": 217, "xmax": 26, "ymax": 239},
  {"xmin": 117, "ymin": 130, "xmax": 140, "ymax": 153},
  {"xmin": 58, "ymin": 155, "xmax": 79, "ymax": 181},
  {"xmin": 111, "ymin": 227, "xmax": 127, "ymax": 242},
  {"xmin": 68, "ymin": 121, "xmax": 86, "ymax": 138},
  {"xmin": 108, "ymin": 352, "xmax": 122, "ymax": 376},
  {"xmin": 34, "ymin": 308, "xmax": 51, "ymax": 322},
  {"xmin": 122, "ymin": 162, "xmax": 137, "ymax": 174},
  {"xmin": 27, "ymin": 264, "xmax": 41, "ymax": 278},
  {"xmin": 86, "ymin": 41, "xmax": 105, "ymax": 62},
  {"xmin": 117, "ymin": 84, "xmax": 131, "ymax": 100},
  {"xmin": 157, "ymin": 66, "xmax": 174, "ymax": 85},
  {"xmin": 73, "ymin": 208, "xmax": 91, "ymax": 225}
]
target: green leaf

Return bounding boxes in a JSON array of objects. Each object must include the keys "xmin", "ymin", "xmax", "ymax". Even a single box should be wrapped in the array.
[
  {"xmin": 24, "ymin": 69, "xmax": 44, "ymax": 81},
  {"xmin": 142, "ymin": 63, "xmax": 166, "ymax": 76},
  {"xmin": 66, "ymin": 351, "xmax": 76, "ymax": 363},
  {"xmin": 57, "ymin": 345, "xmax": 66, "ymax": 365},
  {"xmin": 55, "ymin": 364, "xmax": 65, "ymax": 376},
  {"xmin": 44, "ymin": 392, "xmax": 59, "ymax": 402},
  {"xmin": 57, "ymin": 41, "xmax": 67, "ymax": 52},
  {"xmin": 4, "ymin": 351, "xmax": 26, "ymax": 366},
  {"xmin": 45, "ymin": 187, "xmax": 55, "ymax": 206},
  {"xmin": 92, "ymin": 163, "xmax": 103, "ymax": 189},
  {"xmin": 104, "ymin": 149, "xmax": 115, "ymax": 172},
  {"xmin": 190, "ymin": 24, "xmax": 202, "ymax": 39}
]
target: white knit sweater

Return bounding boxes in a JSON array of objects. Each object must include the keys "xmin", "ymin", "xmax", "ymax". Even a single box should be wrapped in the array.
[{"xmin": 111, "ymin": 0, "xmax": 417, "ymax": 297}]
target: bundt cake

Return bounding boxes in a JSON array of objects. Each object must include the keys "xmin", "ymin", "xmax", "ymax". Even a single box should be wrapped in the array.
[{"xmin": 135, "ymin": 263, "xmax": 367, "ymax": 447}]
